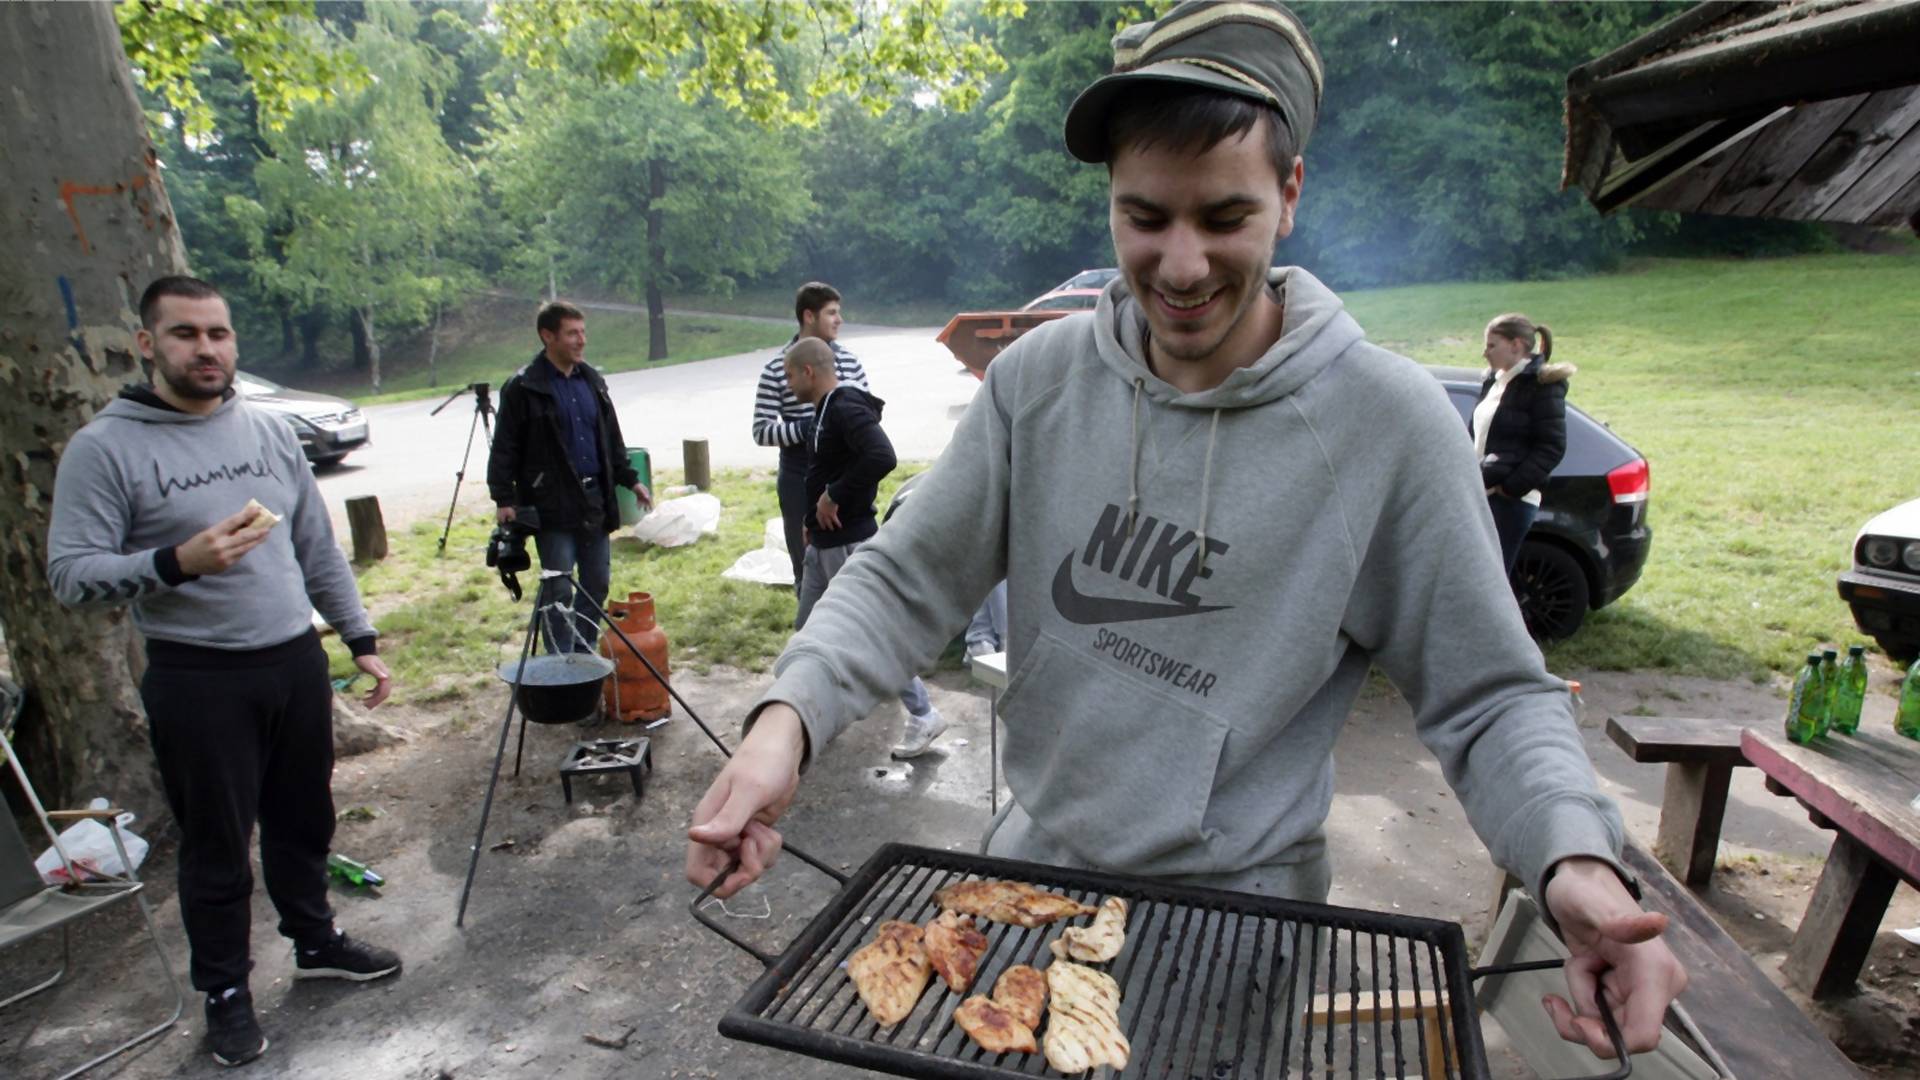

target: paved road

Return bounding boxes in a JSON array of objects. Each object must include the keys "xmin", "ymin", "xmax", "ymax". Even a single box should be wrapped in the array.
[{"xmin": 314, "ymin": 323, "xmax": 978, "ymax": 535}]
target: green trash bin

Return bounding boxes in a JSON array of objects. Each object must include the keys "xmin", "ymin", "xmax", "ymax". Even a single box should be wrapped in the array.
[{"xmin": 615, "ymin": 447, "xmax": 652, "ymax": 526}]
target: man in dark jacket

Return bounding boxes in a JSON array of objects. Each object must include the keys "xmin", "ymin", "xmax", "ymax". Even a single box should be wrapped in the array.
[
  {"xmin": 487, "ymin": 301, "xmax": 650, "ymax": 652},
  {"xmin": 786, "ymin": 338, "xmax": 944, "ymax": 758}
]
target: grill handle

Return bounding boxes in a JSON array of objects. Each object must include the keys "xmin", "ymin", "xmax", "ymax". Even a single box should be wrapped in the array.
[
  {"xmin": 692, "ymin": 842, "xmax": 849, "ymax": 968},
  {"xmin": 1471, "ymin": 958, "xmax": 1631, "ymax": 1080}
]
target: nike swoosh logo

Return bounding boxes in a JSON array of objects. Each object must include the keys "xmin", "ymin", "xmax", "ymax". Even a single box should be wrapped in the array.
[{"xmin": 1052, "ymin": 555, "xmax": 1229, "ymax": 625}]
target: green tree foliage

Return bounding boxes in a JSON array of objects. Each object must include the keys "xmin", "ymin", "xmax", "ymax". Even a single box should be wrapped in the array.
[
  {"xmin": 1287, "ymin": 1, "xmax": 1685, "ymax": 288},
  {"xmin": 116, "ymin": 0, "xmax": 364, "ymax": 137},
  {"xmin": 496, "ymin": 0, "xmax": 1024, "ymax": 126},
  {"xmin": 233, "ymin": 2, "xmax": 479, "ymax": 388},
  {"xmin": 484, "ymin": 64, "xmax": 814, "ymax": 357}
]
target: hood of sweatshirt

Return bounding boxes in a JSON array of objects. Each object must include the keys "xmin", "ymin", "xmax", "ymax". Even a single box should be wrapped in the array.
[
  {"xmin": 764, "ymin": 266, "xmax": 1621, "ymax": 896},
  {"xmin": 1088, "ymin": 267, "xmax": 1368, "ymax": 567}
]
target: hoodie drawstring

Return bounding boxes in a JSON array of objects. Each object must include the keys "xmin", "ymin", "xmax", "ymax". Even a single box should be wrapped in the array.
[
  {"xmin": 1127, "ymin": 378, "xmax": 1144, "ymax": 539},
  {"xmin": 1196, "ymin": 409, "xmax": 1220, "ymax": 570}
]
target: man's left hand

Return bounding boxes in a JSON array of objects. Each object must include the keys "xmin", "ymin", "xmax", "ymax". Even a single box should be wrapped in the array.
[
  {"xmin": 354, "ymin": 654, "xmax": 394, "ymax": 709},
  {"xmin": 632, "ymin": 483, "xmax": 652, "ymax": 508},
  {"xmin": 1542, "ymin": 856, "xmax": 1687, "ymax": 1058},
  {"xmin": 815, "ymin": 491, "xmax": 841, "ymax": 530}
]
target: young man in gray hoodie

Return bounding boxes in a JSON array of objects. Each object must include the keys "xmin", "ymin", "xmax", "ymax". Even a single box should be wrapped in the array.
[
  {"xmin": 687, "ymin": 1, "xmax": 1685, "ymax": 1062},
  {"xmin": 47, "ymin": 276, "xmax": 400, "ymax": 1068}
]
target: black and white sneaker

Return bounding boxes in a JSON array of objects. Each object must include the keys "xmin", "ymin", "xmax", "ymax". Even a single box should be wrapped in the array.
[
  {"xmin": 293, "ymin": 930, "xmax": 402, "ymax": 982},
  {"xmin": 205, "ymin": 986, "xmax": 268, "ymax": 1067}
]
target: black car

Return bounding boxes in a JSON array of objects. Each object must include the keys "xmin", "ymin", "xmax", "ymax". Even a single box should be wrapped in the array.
[
  {"xmin": 888, "ymin": 366, "xmax": 1652, "ymax": 641},
  {"xmin": 1428, "ymin": 365, "xmax": 1651, "ymax": 640}
]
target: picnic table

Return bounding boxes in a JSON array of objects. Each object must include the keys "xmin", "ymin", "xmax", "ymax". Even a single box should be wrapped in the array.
[{"xmin": 1742, "ymin": 725, "xmax": 1920, "ymax": 998}]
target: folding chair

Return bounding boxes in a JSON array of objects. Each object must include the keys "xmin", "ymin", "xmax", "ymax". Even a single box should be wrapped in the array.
[{"xmin": 0, "ymin": 675, "xmax": 184, "ymax": 1079}]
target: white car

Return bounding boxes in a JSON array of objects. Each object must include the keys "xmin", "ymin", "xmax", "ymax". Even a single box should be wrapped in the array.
[
  {"xmin": 1838, "ymin": 498, "xmax": 1920, "ymax": 662},
  {"xmin": 235, "ymin": 372, "xmax": 370, "ymax": 467}
]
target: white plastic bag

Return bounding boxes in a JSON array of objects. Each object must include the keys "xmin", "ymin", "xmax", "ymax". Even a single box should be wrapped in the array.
[
  {"xmin": 630, "ymin": 492, "xmax": 722, "ymax": 548},
  {"xmin": 35, "ymin": 797, "xmax": 149, "ymax": 884},
  {"xmin": 721, "ymin": 517, "xmax": 796, "ymax": 586}
]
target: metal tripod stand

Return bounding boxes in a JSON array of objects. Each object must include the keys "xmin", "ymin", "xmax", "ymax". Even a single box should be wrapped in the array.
[{"xmin": 431, "ymin": 381, "xmax": 494, "ymax": 555}]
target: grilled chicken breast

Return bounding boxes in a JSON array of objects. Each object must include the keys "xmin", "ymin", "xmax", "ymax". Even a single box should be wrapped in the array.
[
  {"xmin": 925, "ymin": 910, "xmax": 990, "ymax": 992},
  {"xmin": 932, "ymin": 879, "xmax": 1097, "ymax": 928},
  {"xmin": 992, "ymin": 964, "xmax": 1047, "ymax": 1030},
  {"xmin": 1050, "ymin": 896, "xmax": 1128, "ymax": 963},
  {"xmin": 953, "ymin": 995, "xmax": 1038, "ymax": 1055},
  {"xmin": 848, "ymin": 920, "xmax": 931, "ymax": 1027},
  {"xmin": 1043, "ymin": 961, "xmax": 1130, "ymax": 1073}
]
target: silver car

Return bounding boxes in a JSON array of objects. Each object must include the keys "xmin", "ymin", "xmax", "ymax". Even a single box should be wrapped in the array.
[{"xmin": 235, "ymin": 372, "xmax": 370, "ymax": 467}]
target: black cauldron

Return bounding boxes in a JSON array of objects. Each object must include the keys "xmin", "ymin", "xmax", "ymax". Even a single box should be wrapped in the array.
[{"xmin": 497, "ymin": 654, "xmax": 613, "ymax": 725}]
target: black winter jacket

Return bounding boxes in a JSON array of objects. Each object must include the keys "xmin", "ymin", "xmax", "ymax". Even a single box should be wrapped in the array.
[
  {"xmin": 487, "ymin": 353, "xmax": 640, "ymax": 532},
  {"xmin": 803, "ymin": 385, "xmax": 895, "ymax": 548},
  {"xmin": 1471, "ymin": 356, "xmax": 1573, "ymax": 499}
]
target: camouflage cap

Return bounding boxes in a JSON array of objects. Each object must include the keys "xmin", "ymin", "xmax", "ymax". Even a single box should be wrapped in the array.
[{"xmin": 1063, "ymin": 0, "xmax": 1324, "ymax": 163}]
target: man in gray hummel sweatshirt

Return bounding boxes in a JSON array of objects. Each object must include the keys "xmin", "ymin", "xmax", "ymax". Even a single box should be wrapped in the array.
[
  {"xmin": 47, "ymin": 276, "xmax": 401, "ymax": 1068},
  {"xmin": 687, "ymin": 1, "xmax": 1686, "ymax": 1063}
]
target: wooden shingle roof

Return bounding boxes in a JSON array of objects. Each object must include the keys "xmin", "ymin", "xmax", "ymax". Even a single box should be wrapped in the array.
[{"xmin": 1563, "ymin": 0, "xmax": 1920, "ymax": 232}]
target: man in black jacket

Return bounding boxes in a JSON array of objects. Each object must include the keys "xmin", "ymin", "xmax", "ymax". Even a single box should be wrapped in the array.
[
  {"xmin": 487, "ymin": 301, "xmax": 650, "ymax": 652},
  {"xmin": 786, "ymin": 338, "xmax": 944, "ymax": 758}
]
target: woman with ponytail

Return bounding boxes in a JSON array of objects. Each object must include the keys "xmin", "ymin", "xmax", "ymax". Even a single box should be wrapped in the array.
[{"xmin": 1471, "ymin": 313, "xmax": 1574, "ymax": 572}]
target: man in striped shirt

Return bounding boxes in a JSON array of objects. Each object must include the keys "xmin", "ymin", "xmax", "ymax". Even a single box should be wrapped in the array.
[{"xmin": 751, "ymin": 281, "xmax": 870, "ymax": 594}]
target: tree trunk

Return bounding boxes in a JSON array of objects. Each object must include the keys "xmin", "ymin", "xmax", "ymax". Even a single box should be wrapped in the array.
[
  {"xmin": 348, "ymin": 309, "xmax": 370, "ymax": 370},
  {"xmin": 299, "ymin": 308, "xmax": 325, "ymax": 370},
  {"xmin": 0, "ymin": 2, "xmax": 177, "ymax": 818},
  {"xmin": 426, "ymin": 304, "xmax": 442, "ymax": 389},
  {"xmin": 357, "ymin": 307, "xmax": 381, "ymax": 393},
  {"xmin": 645, "ymin": 157, "xmax": 668, "ymax": 362},
  {"xmin": 280, "ymin": 311, "xmax": 296, "ymax": 358}
]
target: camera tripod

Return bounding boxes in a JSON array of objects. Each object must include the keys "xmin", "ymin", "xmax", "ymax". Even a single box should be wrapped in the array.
[{"xmin": 431, "ymin": 381, "xmax": 494, "ymax": 555}]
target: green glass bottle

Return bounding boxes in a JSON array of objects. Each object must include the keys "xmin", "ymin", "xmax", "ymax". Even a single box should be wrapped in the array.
[
  {"xmin": 326, "ymin": 852, "xmax": 385, "ymax": 888},
  {"xmin": 1785, "ymin": 653, "xmax": 1824, "ymax": 745},
  {"xmin": 1831, "ymin": 645, "xmax": 1868, "ymax": 735},
  {"xmin": 1896, "ymin": 659, "xmax": 1920, "ymax": 741},
  {"xmin": 1817, "ymin": 649, "xmax": 1840, "ymax": 737}
]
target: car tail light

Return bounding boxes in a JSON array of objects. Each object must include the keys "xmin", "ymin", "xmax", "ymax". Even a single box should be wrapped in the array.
[{"xmin": 1606, "ymin": 458, "xmax": 1649, "ymax": 504}]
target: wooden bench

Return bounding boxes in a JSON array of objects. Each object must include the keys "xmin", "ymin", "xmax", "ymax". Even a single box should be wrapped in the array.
[
  {"xmin": 1490, "ymin": 843, "xmax": 1861, "ymax": 1077},
  {"xmin": 1606, "ymin": 716, "xmax": 1750, "ymax": 888}
]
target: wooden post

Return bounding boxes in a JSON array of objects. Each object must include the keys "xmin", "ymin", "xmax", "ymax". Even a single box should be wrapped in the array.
[
  {"xmin": 1784, "ymin": 833, "xmax": 1900, "ymax": 998},
  {"xmin": 346, "ymin": 496, "xmax": 388, "ymax": 562},
  {"xmin": 1654, "ymin": 761, "xmax": 1735, "ymax": 888},
  {"xmin": 683, "ymin": 438, "xmax": 710, "ymax": 491}
]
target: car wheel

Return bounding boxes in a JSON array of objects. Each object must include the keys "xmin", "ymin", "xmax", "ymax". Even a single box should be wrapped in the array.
[
  {"xmin": 1511, "ymin": 540, "xmax": 1590, "ymax": 641},
  {"xmin": 1875, "ymin": 636, "xmax": 1919, "ymax": 666},
  {"xmin": 312, "ymin": 453, "xmax": 348, "ymax": 470}
]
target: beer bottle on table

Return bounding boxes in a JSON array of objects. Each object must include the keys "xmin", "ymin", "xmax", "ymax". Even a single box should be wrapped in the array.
[
  {"xmin": 1785, "ymin": 653, "xmax": 1824, "ymax": 745},
  {"xmin": 1817, "ymin": 649, "xmax": 1839, "ymax": 737},
  {"xmin": 1896, "ymin": 659, "xmax": 1920, "ymax": 741},
  {"xmin": 1831, "ymin": 645, "xmax": 1868, "ymax": 735}
]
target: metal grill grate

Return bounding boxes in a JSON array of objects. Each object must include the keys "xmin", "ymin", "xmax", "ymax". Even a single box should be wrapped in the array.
[{"xmin": 713, "ymin": 844, "xmax": 1503, "ymax": 1079}]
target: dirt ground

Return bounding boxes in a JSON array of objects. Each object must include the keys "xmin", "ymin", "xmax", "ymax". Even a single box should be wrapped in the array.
[{"xmin": 5, "ymin": 656, "xmax": 1920, "ymax": 1079}]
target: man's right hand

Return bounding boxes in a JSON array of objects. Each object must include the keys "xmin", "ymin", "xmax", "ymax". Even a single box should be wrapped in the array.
[
  {"xmin": 686, "ymin": 704, "xmax": 807, "ymax": 898},
  {"xmin": 496, "ymin": 505, "xmax": 516, "ymax": 524},
  {"xmin": 175, "ymin": 508, "xmax": 273, "ymax": 575}
]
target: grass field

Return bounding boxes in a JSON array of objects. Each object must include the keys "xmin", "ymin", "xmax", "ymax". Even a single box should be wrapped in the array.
[
  {"xmin": 326, "ymin": 466, "xmax": 926, "ymax": 704},
  {"xmin": 329, "ymin": 253, "xmax": 1920, "ymax": 688},
  {"xmin": 269, "ymin": 302, "xmax": 792, "ymax": 407},
  {"xmin": 1344, "ymin": 253, "xmax": 1920, "ymax": 679}
]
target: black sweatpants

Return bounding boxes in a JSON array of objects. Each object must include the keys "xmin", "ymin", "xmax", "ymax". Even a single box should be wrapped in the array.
[
  {"xmin": 777, "ymin": 455, "xmax": 810, "ymax": 591},
  {"xmin": 142, "ymin": 631, "xmax": 337, "ymax": 992}
]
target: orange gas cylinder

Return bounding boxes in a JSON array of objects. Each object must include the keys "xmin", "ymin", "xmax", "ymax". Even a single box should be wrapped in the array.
[{"xmin": 600, "ymin": 591, "xmax": 671, "ymax": 723}]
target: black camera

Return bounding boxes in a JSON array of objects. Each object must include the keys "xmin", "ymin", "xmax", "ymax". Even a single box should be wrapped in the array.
[{"xmin": 486, "ymin": 507, "xmax": 540, "ymax": 599}]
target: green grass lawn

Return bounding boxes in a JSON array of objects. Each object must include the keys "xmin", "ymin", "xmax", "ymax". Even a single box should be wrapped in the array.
[
  {"xmin": 326, "ymin": 466, "xmax": 925, "ymax": 704},
  {"xmin": 330, "ymin": 253, "xmax": 1920, "ymax": 688},
  {"xmin": 1344, "ymin": 253, "xmax": 1920, "ymax": 679},
  {"xmin": 276, "ymin": 303, "xmax": 791, "ymax": 408}
]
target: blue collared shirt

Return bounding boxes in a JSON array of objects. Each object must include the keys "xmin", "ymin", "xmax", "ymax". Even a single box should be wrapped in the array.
[{"xmin": 544, "ymin": 356, "xmax": 604, "ymax": 481}]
